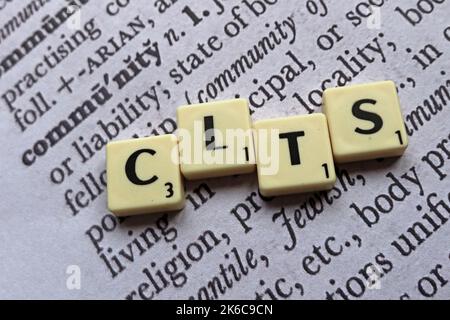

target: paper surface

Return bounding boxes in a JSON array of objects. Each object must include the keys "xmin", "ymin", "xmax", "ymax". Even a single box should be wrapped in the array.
[{"xmin": 0, "ymin": 0, "xmax": 449, "ymax": 300}]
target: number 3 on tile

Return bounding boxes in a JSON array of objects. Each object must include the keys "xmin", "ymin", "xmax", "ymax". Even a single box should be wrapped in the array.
[{"xmin": 165, "ymin": 182, "xmax": 174, "ymax": 198}]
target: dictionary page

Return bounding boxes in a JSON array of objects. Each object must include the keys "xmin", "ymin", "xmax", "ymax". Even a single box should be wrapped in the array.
[{"xmin": 0, "ymin": 0, "xmax": 449, "ymax": 300}]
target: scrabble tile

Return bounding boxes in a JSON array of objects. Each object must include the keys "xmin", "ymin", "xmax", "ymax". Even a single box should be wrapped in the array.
[
  {"xmin": 323, "ymin": 81, "xmax": 408, "ymax": 163},
  {"xmin": 253, "ymin": 113, "xmax": 336, "ymax": 197},
  {"xmin": 107, "ymin": 135, "xmax": 185, "ymax": 217},
  {"xmin": 177, "ymin": 99, "xmax": 255, "ymax": 180}
]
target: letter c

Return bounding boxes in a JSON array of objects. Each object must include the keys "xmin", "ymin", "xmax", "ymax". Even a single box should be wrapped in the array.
[
  {"xmin": 22, "ymin": 149, "xmax": 36, "ymax": 166},
  {"xmin": 125, "ymin": 149, "xmax": 158, "ymax": 185},
  {"xmin": 106, "ymin": 2, "xmax": 119, "ymax": 16},
  {"xmin": 324, "ymin": 236, "xmax": 343, "ymax": 256}
]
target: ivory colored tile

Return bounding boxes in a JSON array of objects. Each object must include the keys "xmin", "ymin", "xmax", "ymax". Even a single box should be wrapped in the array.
[
  {"xmin": 177, "ymin": 99, "xmax": 255, "ymax": 180},
  {"xmin": 323, "ymin": 81, "xmax": 408, "ymax": 163},
  {"xmin": 106, "ymin": 135, "xmax": 185, "ymax": 217},
  {"xmin": 253, "ymin": 113, "xmax": 336, "ymax": 197}
]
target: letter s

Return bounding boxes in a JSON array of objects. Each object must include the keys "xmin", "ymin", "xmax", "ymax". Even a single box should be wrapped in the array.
[{"xmin": 352, "ymin": 99, "xmax": 383, "ymax": 135}]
